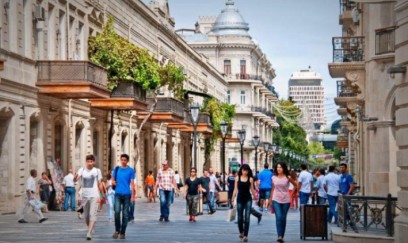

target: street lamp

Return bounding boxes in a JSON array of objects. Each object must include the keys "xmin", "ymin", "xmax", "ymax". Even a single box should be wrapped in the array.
[
  {"xmin": 238, "ymin": 129, "xmax": 246, "ymax": 165},
  {"xmin": 190, "ymin": 103, "xmax": 200, "ymax": 168},
  {"xmin": 220, "ymin": 121, "xmax": 228, "ymax": 191},
  {"xmin": 252, "ymin": 135, "xmax": 260, "ymax": 175},
  {"xmin": 271, "ymin": 144, "xmax": 279, "ymax": 167},
  {"xmin": 263, "ymin": 142, "xmax": 271, "ymax": 167}
]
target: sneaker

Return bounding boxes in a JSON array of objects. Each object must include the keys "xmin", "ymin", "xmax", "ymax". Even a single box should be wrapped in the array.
[
  {"xmin": 159, "ymin": 216, "xmax": 164, "ymax": 222},
  {"xmin": 189, "ymin": 216, "xmax": 193, "ymax": 222},
  {"xmin": 39, "ymin": 218, "xmax": 48, "ymax": 223},
  {"xmin": 164, "ymin": 218, "xmax": 170, "ymax": 222},
  {"xmin": 208, "ymin": 210, "xmax": 216, "ymax": 215},
  {"xmin": 18, "ymin": 219, "xmax": 28, "ymax": 223},
  {"xmin": 86, "ymin": 232, "xmax": 92, "ymax": 241},
  {"xmin": 112, "ymin": 232, "xmax": 119, "ymax": 239},
  {"xmin": 243, "ymin": 236, "xmax": 248, "ymax": 242},
  {"xmin": 192, "ymin": 216, "xmax": 196, "ymax": 222},
  {"xmin": 257, "ymin": 215, "xmax": 262, "ymax": 224},
  {"xmin": 120, "ymin": 234, "xmax": 125, "ymax": 239}
]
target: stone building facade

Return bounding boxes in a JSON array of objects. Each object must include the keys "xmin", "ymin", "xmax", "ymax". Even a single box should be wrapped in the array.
[{"xmin": 0, "ymin": 0, "xmax": 227, "ymax": 214}]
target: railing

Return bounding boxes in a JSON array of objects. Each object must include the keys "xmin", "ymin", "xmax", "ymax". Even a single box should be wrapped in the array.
[
  {"xmin": 185, "ymin": 112, "xmax": 212, "ymax": 125},
  {"xmin": 375, "ymin": 26, "xmax": 396, "ymax": 55},
  {"xmin": 340, "ymin": 0, "xmax": 356, "ymax": 15},
  {"xmin": 251, "ymin": 106, "xmax": 275, "ymax": 119},
  {"xmin": 225, "ymin": 73, "xmax": 265, "ymax": 82},
  {"xmin": 147, "ymin": 97, "xmax": 185, "ymax": 117},
  {"xmin": 337, "ymin": 80, "xmax": 356, "ymax": 97},
  {"xmin": 338, "ymin": 194, "xmax": 399, "ymax": 236},
  {"xmin": 332, "ymin": 36, "xmax": 365, "ymax": 62},
  {"xmin": 37, "ymin": 60, "xmax": 107, "ymax": 88}
]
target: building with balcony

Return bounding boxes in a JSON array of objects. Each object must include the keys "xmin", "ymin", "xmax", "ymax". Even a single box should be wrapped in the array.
[
  {"xmin": 0, "ymin": 0, "xmax": 228, "ymax": 214},
  {"xmin": 328, "ymin": 0, "xmax": 408, "ymax": 242},
  {"xmin": 288, "ymin": 69, "xmax": 325, "ymax": 140},
  {"xmin": 177, "ymin": 0, "xmax": 278, "ymax": 173}
]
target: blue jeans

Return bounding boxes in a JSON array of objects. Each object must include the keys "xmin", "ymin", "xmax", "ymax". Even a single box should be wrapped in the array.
[
  {"xmin": 129, "ymin": 201, "xmax": 135, "ymax": 221},
  {"xmin": 327, "ymin": 195, "xmax": 338, "ymax": 223},
  {"xmin": 237, "ymin": 200, "xmax": 252, "ymax": 237},
  {"xmin": 107, "ymin": 193, "xmax": 114, "ymax": 220},
  {"xmin": 159, "ymin": 189, "xmax": 173, "ymax": 219},
  {"xmin": 64, "ymin": 187, "xmax": 76, "ymax": 211},
  {"xmin": 114, "ymin": 194, "xmax": 131, "ymax": 234},
  {"xmin": 318, "ymin": 196, "xmax": 327, "ymax": 205},
  {"xmin": 209, "ymin": 191, "xmax": 216, "ymax": 209},
  {"xmin": 299, "ymin": 192, "xmax": 310, "ymax": 205},
  {"xmin": 272, "ymin": 201, "xmax": 290, "ymax": 238}
]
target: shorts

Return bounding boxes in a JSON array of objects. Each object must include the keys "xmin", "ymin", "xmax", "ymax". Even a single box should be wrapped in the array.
[
  {"xmin": 82, "ymin": 197, "xmax": 98, "ymax": 223},
  {"xmin": 259, "ymin": 189, "xmax": 271, "ymax": 200},
  {"xmin": 147, "ymin": 185, "xmax": 153, "ymax": 191}
]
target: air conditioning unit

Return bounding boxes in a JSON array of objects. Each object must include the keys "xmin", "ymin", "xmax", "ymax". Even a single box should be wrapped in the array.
[{"xmin": 35, "ymin": 5, "xmax": 45, "ymax": 21}]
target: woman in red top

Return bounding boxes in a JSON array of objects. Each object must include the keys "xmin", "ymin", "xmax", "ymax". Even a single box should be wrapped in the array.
[{"xmin": 269, "ymin": 162, "xmax": 297, "ymax": 242}]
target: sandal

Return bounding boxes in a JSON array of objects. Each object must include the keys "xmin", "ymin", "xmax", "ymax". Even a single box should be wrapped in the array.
[
  {"xmin": 243, "ymin": 236, "xmax": 248, "ymax": 242},
  {"xmin": 239, "ymin": 234, "xmax": 244, "ymax": 240}
]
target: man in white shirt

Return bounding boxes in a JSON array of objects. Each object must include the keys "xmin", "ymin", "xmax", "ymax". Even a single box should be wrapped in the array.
[
  {"xmin": 18, "ymin": 169, "xmax": 48, "ymax": 223},
  {"xmin": 208, "ymin": 167, "xmax": 222, "ymax": 211},
  {"xmin": 62, "ymin": 169, "xmax": 76, "ymax": 211},
  {"xmin": 316, "ymin": 169, "xmax": 327, "ymax": 205},
  {"xmin": 298, "ymin": 164, "xmax": 313, "ymax": 205},
  {"xmin": 324, "ymin": 165, "xmax": 341, "ymax": 223},
  {"xmin": 75, "ymin": 154, "xmax": 104, "ymax": 241}
]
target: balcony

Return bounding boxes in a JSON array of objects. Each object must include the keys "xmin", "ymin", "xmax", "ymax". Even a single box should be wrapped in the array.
[
  {"xmin": 176, "ymin": 112, "xmax": 213, "ymax": 134},
  {"xmin": 337, "ymin": 80, "xmax": 357, "ymax": 97},
  {"xmin": 250, "ymin": 106, "xmax": 275, "ymax": 121},
  {"xmin": 329, "ymin": 37, "xmax": 365, "ymax": 78},
  {"xmin": 375, "ymin": 26, "xmax": 396, "ymax": 55},
  {"xmin": 339, "ymin": 0, "xmax": 356, "ymax": 25},
  {"xmin": 137, "ymin": 97, "xmax": 185, "ymax": 123},
  {"xmin": 36, "ymin": 60, "xmax": 110, "ymax": 99}
]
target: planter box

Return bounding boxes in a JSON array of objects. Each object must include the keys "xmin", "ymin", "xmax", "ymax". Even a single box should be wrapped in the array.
[{"xmin": 111, "ymin": 81, "xmax": 146, "ymax": 101}]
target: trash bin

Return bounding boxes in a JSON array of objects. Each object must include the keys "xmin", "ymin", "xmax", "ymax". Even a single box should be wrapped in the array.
[{"xmin": 300, "ymin": 204, "xmax": 328, "ymax": 240}]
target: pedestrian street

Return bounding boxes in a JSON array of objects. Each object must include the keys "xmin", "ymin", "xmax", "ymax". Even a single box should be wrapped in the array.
[{"xmin": 0, "ymin": 196, "xmax": 333, "ymax": 243}]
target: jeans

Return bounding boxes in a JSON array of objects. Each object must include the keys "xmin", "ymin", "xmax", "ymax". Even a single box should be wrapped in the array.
[
  {"xmin": 107, "ymin": 193, "xmax": 114, "ymax": 220},
  {"xmin": 159, "ymin": 189, "xmax": 173, "ymax": 219},
  {"xmin": 64, "ymin": 187, "xmax": 76, "ymax": 211},
  {"xmin": 272, "ymin": 201, "xmax": 290, "ymax": 238},
  {"xmin": 209, "ymin": 191, "xmax": 216, "ymax": 210},
  {"xmin": 114, "ymin": 194, "xmax": 131, "ymax": 234},
  {"xmin": 237, "ymin": 200, "xmax": 252, "ymax": 237},
  {"xmin": 299, "ymin": 192, "xmax": 310, "ymax": 205},
  {"xmin": 327, "ymin": 195, "xmax": 338, "ymax": 223},
  {"xmin": 318, "ymin": 196, "xmax": 327, "ymax": 205},
  {"xmin": 203, "ymin": 192, "xmax": 214, "ymax": 212},
  {"xmin": 128, "ymin": 201, "xmax": 135, "ymax": 221}
]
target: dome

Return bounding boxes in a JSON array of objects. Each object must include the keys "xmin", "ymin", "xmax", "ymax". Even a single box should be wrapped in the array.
[{"xmin": 210, "ymin": 0, "xmax": 249, "ymax": 36}]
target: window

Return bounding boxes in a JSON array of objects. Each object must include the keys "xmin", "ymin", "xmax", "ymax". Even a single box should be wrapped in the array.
[
  {"xmin": 227, "ymin": 90, "xmax": 231, "ymax": 104},
  {"xmin": 240, "ymin": 90, "xmax": 246, "ymax": 105},
  {"xmin": 240, "ymin": 60, "xmax": 246, "ymax": 78},
  {"xmin": 224, "ymin": 60, "xmax": 231, "ymax": 75}
]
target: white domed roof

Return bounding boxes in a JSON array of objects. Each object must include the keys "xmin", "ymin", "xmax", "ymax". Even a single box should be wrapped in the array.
[{"xmin": 210, "ymin": 0, "xmax": 249, "ymax": 36}]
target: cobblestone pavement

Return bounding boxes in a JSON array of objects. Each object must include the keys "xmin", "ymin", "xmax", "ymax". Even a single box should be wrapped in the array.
[{"xmin": 0, "ymin": 197, "xmax": 333, "ymax": 242}]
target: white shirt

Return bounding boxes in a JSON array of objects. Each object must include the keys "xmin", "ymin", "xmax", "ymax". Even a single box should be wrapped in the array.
[
  {"xmin": 298, "ymin": 170, "xmax": 313, "ymax": 193},
  {"xmin": 324, "ymin": 172, "xmax": 341, "ymax": 196},
  {"xmin": 77, "ymin": 167, "xmax": 102, "ymax": 198},
  {"xmin": 26, "ymin": 176, "xmax": 37, "ymax": 192},
  {"xmin": 174, "ymin": 174, "xmax": 181, "ymax": 184},
  {"xmin": 62, "ymin": 173, "xmax": 75, "ymax": 187},
  {"xmin": 209, "ymin": 174, "xmax": 218, "ymax": 192},
  {"xmin": 316, "ymin": 175, "xmax": 327, "ymax": 198}
]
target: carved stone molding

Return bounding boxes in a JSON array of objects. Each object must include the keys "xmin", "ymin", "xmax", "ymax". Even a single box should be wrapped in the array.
[{"xmin": 345, "ymin": 70, "xmax": 366, "ymax": 100}]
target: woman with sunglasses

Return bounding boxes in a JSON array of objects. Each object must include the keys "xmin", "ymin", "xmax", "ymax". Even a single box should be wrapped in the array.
[{"xmin": 183, "ymin": 167, "xmax": 203, "ymax": 222}]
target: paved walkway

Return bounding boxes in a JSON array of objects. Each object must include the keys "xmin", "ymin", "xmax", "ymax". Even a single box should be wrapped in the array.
[{"xmin": 0, "ymin": 197, "xmax": 333, "ymax": 242}]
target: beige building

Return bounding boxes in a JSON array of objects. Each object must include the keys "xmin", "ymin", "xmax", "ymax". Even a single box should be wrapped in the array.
[
  {"xmin": 0, "ymin": 0, "xmax": 228, "ymax": 214},
  {"xmin": 177, "ymin": 0, "xmax": 279, "ymax": 173},
  {"xmin": 328, "ymin": 0, "xmax": 408, "ymax": 241}
]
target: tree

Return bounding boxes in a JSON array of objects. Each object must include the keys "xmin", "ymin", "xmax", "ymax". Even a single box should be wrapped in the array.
[{"xmin": 307, "ymin": 142, "xmax": 326, "ymax": 164}]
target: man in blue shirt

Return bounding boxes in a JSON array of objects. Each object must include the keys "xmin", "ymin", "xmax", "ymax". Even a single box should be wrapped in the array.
[
  {"xmin": 339, "ymin": 163, "xmax": 354, "ymax": 195},
  {"xmin": 257, "ymin": 163, "xmax": 273, "ymax": 211},
  {"xmin": 112, "ymin": 154, "xmax": 135, "ymax": 240}
]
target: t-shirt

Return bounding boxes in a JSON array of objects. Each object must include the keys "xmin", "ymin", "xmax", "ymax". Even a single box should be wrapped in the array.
[
  {"xmin": 145, "ymin": 175, "xmax": 155, "ymax": 186},
  {"xmin": 340, "ymin": 173, "xmax": 353, "ymax": 195},
  {"xmin": 209, "ymin": 174, "xmax": 218, "ymax": 192},
  {"xmin": 272, "ymin": 176, "xmax": 290, "ymax": 204},
  {"xmin": 26, "ymin": 177, "xmax": 37, "ymax": 192},
  {"xmin": 78, "ymin": 167, "xmax": 102, "ymax": 198},
  {"xmin": 298, "ymin": 170, "xmax": 313, "ymax": 193},
  {"xmin": 174, "ymin": 174, "xmax": 181, "ymax": 184},
  {"xmin": 324, "ymin": 173, "xmax": 340, "ymax": 196},
  {"xmin": 258, "ymin": 169, "xmax": 273, "ymax": 190},
  {"xmin": 316, "ymin": 175, "xmax": 327, "ymax": 198},
  {"xmin": 201, "ymin": 177, "xmax": 210, "ymax": 192},
  {"xmin": 185, "ymin": 177, "xmax": 201, "ymax": 195},
  {"xmin": 113, "ymin": 166, "xmax": 135, "ymax": 195},
  {"xmin": 62, "ymin": 173, "xmax": 75, "ymax": 187},
  {"xmin": 227, "ymin": 175, "xmax": 236, "ymax": 192}
]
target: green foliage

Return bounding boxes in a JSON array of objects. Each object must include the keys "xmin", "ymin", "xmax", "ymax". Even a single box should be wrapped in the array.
[
  {"xmin": 88, "ymin": 17, "xmax": 185, "ymax": 94},
  {"xmin": 308, "ymin": 142, "xmax": 326, "ymax": 164}
]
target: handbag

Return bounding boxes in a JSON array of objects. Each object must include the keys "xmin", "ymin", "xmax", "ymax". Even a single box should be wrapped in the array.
[
  {"xmin": 227, "ymin": 206, "xmax": 237, "ymax": 222},
  {"xmin": 29, "ymin": 198, "xmax": 45, "ymax": 210}
]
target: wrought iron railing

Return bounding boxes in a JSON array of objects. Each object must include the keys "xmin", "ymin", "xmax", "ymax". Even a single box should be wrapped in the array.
[
  {"xmin": 375, "ymin": 26, "xmax": 396, "ymax": 55},
  {"xmin": 147, "ymin": 97, "xmax": 185, "ymax": 117},
  {"xmin": 37, "ymin": 60, "xmax": 107, "ymax": 88},
  {"xmin": 251, "ymin": 106, "xmax": 275, "ymax": 119},
  {"xmin": 332, "ymin": 36, "xmax": 365, "ymax": 62},
  {"xmin": 185, "ymin": 112, "xmax": 212, "ymax": 126},
  {"xmin": 338, "ymin": 194, "xmax": 399, "ymax": 236},
  {"xmin": 337, "ymin": 80, "xmax": 357, "ymax": 97},
  {"xmin": 224, "ymin": 73, "xmax": 264, "ymax": 82}
]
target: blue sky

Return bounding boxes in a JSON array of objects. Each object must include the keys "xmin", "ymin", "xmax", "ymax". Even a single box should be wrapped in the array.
[{"xmin": 147, "ymin": 0, "xmax": 342, "ymax": 125}]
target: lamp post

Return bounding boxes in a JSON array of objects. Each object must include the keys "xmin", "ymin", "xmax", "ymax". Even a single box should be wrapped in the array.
[
  {"xmin": 252, "ymin": 135, "xmax": 260, "ymax": 175},
  {"xmin": 263, "ymin": 142, "xmax": 271, "ymax": 167},
  {"xmin": 271, "ymin": 144, "xmax": 279, "ymax": 168},
  {"xmin": 238, "ymin": 129, "xmax": 246, "ymax": 166},
  {"xmin": 220, "ymin": 121, "xmax": 228, "ymax": 191},
  {"xmin": 190, "ymin": 103, "xmax": 200, "ymax": 168}
]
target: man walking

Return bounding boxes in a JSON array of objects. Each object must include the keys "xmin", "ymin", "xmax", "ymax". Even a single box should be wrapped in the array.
[
  {"xmin": 339, "ymin": 163, "xmax": 357, "ymax": 232},
  {"xmin": 112, "ymin": 154, "xmax": 135, "ymax": 239},
  {"xmin": 62, "ymin": 168, "xmax": 76, "ymax": 211},
  {"xmin": 257, "ymin": 163, "xmax": 273, "ymax": 211},
  {"xmin": 18, "ymin": 169, "xmax": 48, "ymax": 224},
  {"xmin": 298, "ymin": 164, "xmax": 313, "ymax": 205},
  {"xmin": 208, "ymin": 167, "xmax": 222, "ymax": 210},
  {"xmin": 316, "ymin": 168, "xmax": 327, "ymax": 205},
  {"xmin": 324, "ymin": 165, "xmax": 340, "ymax": 223},
  {"xmin": 154, "ymin": 160, "xmax": 178, "ymax": 222},
  {"xmin": 201, "ymin": 169, "xmax": 216, "ymax": 214},
  {"xmin": 74, "ymin": 154, "xmax": 104, "ymax": 241}
]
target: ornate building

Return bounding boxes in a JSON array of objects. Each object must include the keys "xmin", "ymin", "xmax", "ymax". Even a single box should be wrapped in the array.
[
  {"xmin": 177, "ymin": 0, "xmax": 278, "ymax": 173},
  {"xmin": 0, "ymin": 0, "xmax": 227, "ymax": 214}
]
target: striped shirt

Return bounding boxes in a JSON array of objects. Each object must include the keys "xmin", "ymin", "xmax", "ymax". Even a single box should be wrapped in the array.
[{"xmin": 156, "ymin": 168, "xmax": 175, "ymax": 191}]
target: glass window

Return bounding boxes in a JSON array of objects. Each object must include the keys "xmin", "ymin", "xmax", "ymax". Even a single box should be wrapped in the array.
[
  {"xmin": 224, "ymin": 60, "xmax": 231, "ymax": 75},
  {"xmin": 240, "ymin": 60, "xmax": 246, "ymax": 78},
  {"xmin": 227, "ymin": 90, "xmax": 231, "ymax": 104},
  {"xmin": 240, "ymin": 90, "xmax": 246, "ymax": 105}
]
